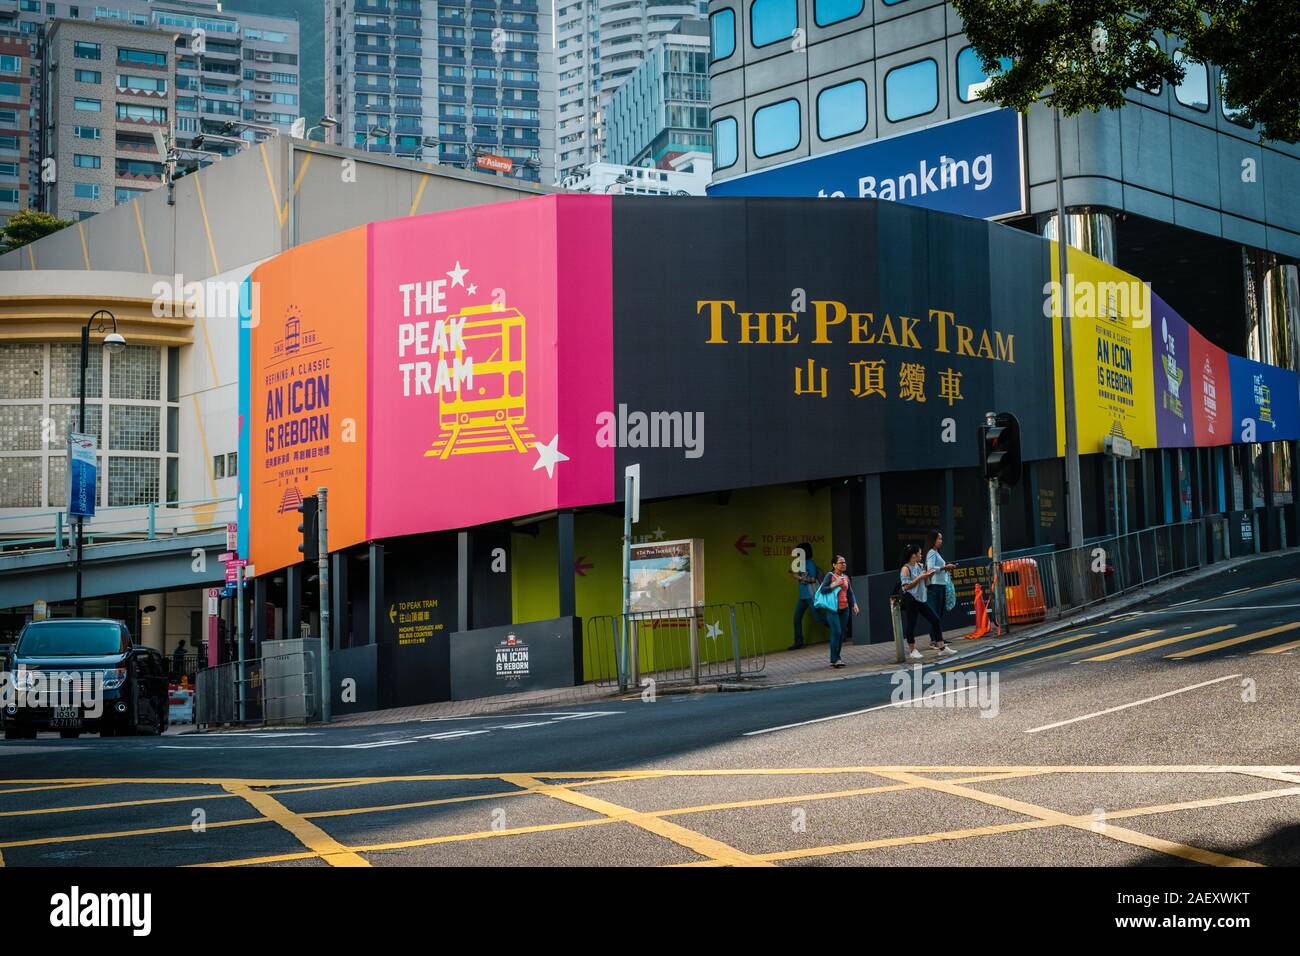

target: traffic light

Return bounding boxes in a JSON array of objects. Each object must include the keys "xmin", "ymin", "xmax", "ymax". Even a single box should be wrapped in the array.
[
  {"xmin": 297, "ymin": 494, "xmax": 319, "ymax": 562},
  {"xmin": 980, "ymin": 412, "xmax": 1022, "ymax": 487}
]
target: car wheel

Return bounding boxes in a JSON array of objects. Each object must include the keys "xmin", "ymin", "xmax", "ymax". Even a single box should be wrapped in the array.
[
  {"xmin": 59, "ymin": 730, "xmax": 81, "ymax": 739},
  {"xmin": 3, "ymin": 727, "xmax": 21, "ymax": 740},
  {"xmin": 100, "ymin": 726, "xmax": 116, "ymax": 738}
]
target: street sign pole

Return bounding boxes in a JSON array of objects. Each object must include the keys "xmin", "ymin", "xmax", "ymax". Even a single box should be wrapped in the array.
[
  {"xmin": 235, "ymin": 563, "xmax": 246, "ymax": 722},
  {"xmin": 1055, "ymin": 105, "xmax": 1086, "ymax": 551},
  {"xmin": 317, "ymin": 486, "xmax": 331, "ymax": 723},
  {"xmin": 986, "ymin": 411, "xmax": 1004, "ymax": 632},
  {"xmin": 621, "ymin": 464, "xmax": 640, "ymax": 692}
]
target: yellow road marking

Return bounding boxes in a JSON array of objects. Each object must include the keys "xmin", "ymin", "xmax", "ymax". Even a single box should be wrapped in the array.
[
  {"xmin": 504, "ymin": 773, "xmax": 773, "ymax": 867},
  {"xmin": 1166, "ymin": 622, "xmax": 1300, "ymax": 659},
  {"xmin": 223, "ymin": 784, "xmax": 368, "ymax": 867},
  {"xmin": 0, "ymin": 791, "xmax": 236, "ymax": 818},
  {"xmin": 190, "ymin": 851, "xmax": 321, "ymax": 867},
  {"xmin": 0, "ymin": 817, "xmax": 267, "ymax": 850},
  {"xmin": 874, "ymin": 770, "xmax": 1261, "ymax": 867},
  {"xmin": 346, "ymin": 817, "xmax": 620, "ymax": 856},
  {"xmin": 131, "ymin": 202, "xmax": 152, "ymax": 274},
  {"xmin": 1082, "ymin": 625, "xmax": 1235, "ymax": 662},
  {"xmin": 193, "ymin": 173, "xmax": 221, "ymax": 275},
  {"xmin": 938, "ymin": 632, "xmax": 1103, "ymax": 672},
  {"xmin": 0, "ymin": 782, "xmax": 122, "ymax": 796},
  {"xmin": 1251, "ymin": 638, "xmax": 1300, "ymax": 655},
  {"xmin": 409, "ymin": 175, "xmax": 429, "ymax": 216},
  {"xmin": 1021, "ymin": 628, "xmax": 1167, "ymax": 666}
]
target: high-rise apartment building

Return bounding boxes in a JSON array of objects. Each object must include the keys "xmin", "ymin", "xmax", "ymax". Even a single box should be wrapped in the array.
[
  {"xmin": 604, "ymin": 17, "xmax": 709, "ymax": 168},
  {"xmin": 554, "ymin": 0, "xmax": 706, "ymax": 183},
  {"xmin": 0, "ymin": 33, "xmax": 33, "ymax": 230},
  {"xmin": 325, "ymin": 0, "xmax": 554, "ymax": 186},
  {"xmin": 45, "ymin": 18, "xmax": 176, "ymax": 220},
  {"xmin": 0, "ymin": 0, "xmax": 300, "ymax": 218}
]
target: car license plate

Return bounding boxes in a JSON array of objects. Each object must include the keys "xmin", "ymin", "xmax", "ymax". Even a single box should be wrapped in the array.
[{"xmin": 51, "ymin": 707, "xmax": 82, "ymax": 728}]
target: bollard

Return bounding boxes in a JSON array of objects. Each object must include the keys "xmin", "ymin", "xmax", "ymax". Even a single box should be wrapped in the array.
[{"xmin": 890, "ymin": 596, "xmax": 906, "ymax": 663}]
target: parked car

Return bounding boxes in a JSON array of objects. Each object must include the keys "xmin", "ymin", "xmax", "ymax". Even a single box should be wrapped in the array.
[{"xmin": 2, "ymin": 619, "xmax": 169, "ymax": 739}]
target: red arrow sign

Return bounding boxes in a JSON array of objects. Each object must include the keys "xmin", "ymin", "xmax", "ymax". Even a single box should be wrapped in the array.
[
  {"xmin": 574, "ymin": 556, "xmax": 594, "ymax": 576},
  {"xmin": 734, "ymin": 534, "xmax": 755, "ymax": 556}
]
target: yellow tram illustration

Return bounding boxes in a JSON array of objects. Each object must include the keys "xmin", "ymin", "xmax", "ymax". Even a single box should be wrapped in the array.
[{"xmin": 425, "ymin": 303, "xmax": 536, "ymax": 459}]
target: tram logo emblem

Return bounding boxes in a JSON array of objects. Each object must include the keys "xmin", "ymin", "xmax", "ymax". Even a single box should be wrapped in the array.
[
  {"xmin": 425, "ymin": 303, "xmax": 536, "ymax": 459},
  {"xmin": 274, "ymin": 306, "xmax": 313, "ymax": 359}
]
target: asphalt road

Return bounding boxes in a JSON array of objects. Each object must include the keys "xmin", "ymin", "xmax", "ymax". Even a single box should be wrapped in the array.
[{"xmin": 2, "ymin": 553, "xmax": 1298, "ymax": 867}]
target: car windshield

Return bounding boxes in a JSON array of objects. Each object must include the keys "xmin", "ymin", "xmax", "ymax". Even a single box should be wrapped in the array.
[{"xmin": 16, "ymin": 622, "xmax": 126, "ymax": 657}]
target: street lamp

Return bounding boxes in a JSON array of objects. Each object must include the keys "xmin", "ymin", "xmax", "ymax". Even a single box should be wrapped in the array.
[
  {"xmin": 305, "ymin": 115, "xmax": 339, "ymax": 142},
  {"xmin": 365, "ymin": 126, "xmax": 390, "ymax": 152},
  {"xmin": 604, "ymin": 172, "xmax": 632, "ymax": 194},
  {"xmin": 74, "ymin": 310, "xmax": 125, "ymax": 616}
]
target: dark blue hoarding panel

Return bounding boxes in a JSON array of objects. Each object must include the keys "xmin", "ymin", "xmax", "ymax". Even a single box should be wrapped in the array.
[{"xmin": 707, "ymin": 109, "xmax": 1025, "ymax": 221}]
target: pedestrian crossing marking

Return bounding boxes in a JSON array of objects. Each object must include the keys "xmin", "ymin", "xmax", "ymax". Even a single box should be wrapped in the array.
[
  {"xmin": 1165, "ymin": 621, "xmax": 1300, "ymax": 659},
  {"xmin": 1081, "ymin": 625, "xmax": 1235, "ymax": 662}
]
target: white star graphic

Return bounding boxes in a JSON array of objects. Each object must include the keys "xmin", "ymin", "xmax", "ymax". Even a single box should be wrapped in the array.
[
  {"xmin": 467, "ymin": 283, "xmax": 478, "ymax": 295},
  {"xmin": 532, "ymin": 434, "xmax": 568, "ymax": 479},
  {"xmin": 652, "ymin": 526, "xmax": 666, "ymax": 540},
  {"xmin": 705, "ymin": 621, "xmax": 722, "ymax": 639},
  {"xmin": 447, "ymin": 261, "xmax": 469, "ymax": 287}
]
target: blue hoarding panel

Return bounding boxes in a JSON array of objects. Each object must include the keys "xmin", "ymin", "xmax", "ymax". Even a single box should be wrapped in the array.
[
  {"xmin": 707, "ymin": 108, "xmax": 1024, "ymax": 221},
  {"xmin": 1228, "ymin": 354, "xmax": 1300, "ymax": 443}
]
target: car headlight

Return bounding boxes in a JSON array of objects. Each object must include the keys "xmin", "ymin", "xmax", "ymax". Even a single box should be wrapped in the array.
[{"xmin": 101, "ymin": 668, "xmax": 128, "ymax": 690}]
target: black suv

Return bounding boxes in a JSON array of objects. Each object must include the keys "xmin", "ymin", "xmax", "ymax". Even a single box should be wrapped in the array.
[{"xmin": 2, "ymin": 619, "xmax": 169, "ymax": 739}]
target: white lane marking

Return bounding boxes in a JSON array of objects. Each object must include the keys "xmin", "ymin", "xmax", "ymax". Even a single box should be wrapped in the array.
[
  {"xmin": 744, "ymin": 686, "xmax": 971, "ymax": 737},
  {"xmin": 1024, "ymin": 673, "xmax": 1242, "ymax": 734},
  {"xmin": 1167, "ymin": 599, "xmax": 1200, "ymax": 608},
  {"xmin": 1124, "ymin": 604, "xmax": 1300, "ymax": 616},
  {"xmin": 418, "ymin": 711, "xmax": 619, "ymax": 722}
]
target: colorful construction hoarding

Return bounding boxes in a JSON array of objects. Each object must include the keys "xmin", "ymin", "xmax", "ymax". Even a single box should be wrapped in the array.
[
  {"xmin": 365, "ymin": 197, "xmax": 612, "ymax": 538},
  {"xmin": 241, "ymin": 196, "xmax": 1300, "ymax": 575}
]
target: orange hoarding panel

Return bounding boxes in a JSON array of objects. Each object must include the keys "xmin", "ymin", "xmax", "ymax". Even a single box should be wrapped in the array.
[{"xmin": 248, "ymin": 226, "xmax": 369, "ymax": 575}]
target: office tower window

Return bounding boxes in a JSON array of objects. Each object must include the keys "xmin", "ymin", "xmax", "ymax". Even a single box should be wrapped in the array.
[
  {"xmin": 1173, "ymin": 51, "xmax": 1208, "ymax": 111},
  {"xmin": 713, "ymin": 115, "xmax": 737, "ymax": 169},
  {"xmin": 817, "ymin": 79, "xmax": 867, "ymax": 140},
  {"xmin": 73, "ymin": 41, "xmax": 102, "ymax": 60},
  {"xmin": 74, "ymin": 97, "xmax": 102, "ymax": 112},
  {"xmin": 814, "ymin": 0, "xmax": 863, "ymax": 28},
  {"xmin": 753, "ymin": 98, "xmax": 800, "ymax": 157},
  {"xmin": 73, "ymin": 182, "xmax": 100, "ymax": 200},
  {"xmin": 710, "ymin": 9, "xmax": 735, "ymax": 61},
  {"xmin": 955, "ymin": 47, "xmax": 1011, "ymax": 103},
  {"xmin": 750, "ymin": 0, "xmax": 797, "ymax": 48},
  {"xmin": 73, "ymin": 153, "xmax": 101, "ymax": 168},
  {"xmin": 884, "ymin": 58, "xmax": 938, "ymax": 122}
]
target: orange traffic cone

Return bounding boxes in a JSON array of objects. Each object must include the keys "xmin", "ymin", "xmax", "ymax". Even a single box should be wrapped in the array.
[{"xmin": 968, "ymin": 584, "xmax": 990, "ymax": 639}]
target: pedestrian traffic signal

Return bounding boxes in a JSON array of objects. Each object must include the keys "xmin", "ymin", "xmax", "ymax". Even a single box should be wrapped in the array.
[
  {"xmin": 980, "ymin": 412, "xmax": 1021, "ymax": 486},
  {"xmin": 297, "ymin": 494, "xmax": 319, "ymax": 562}
]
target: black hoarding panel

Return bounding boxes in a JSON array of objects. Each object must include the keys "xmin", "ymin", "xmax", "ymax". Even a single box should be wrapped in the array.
[
  {"xmin": 449, "ymin": 617, "xmax": 582, "ymax": 701},
  {"xmin": 611, "ymin": 197, "xmax": 1056, "ymax": 501}
]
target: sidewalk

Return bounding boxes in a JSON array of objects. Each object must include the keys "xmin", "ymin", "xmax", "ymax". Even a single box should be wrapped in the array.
[{"xmin": 303, "ymin": 547, "xmax": 1297, "ymax": 730}]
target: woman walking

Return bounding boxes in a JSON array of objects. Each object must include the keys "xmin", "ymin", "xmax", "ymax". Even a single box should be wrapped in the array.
[
  {"xmin": 900, "ymin": 544, "xmax": 955, "ymax": 659},
  {"xmin": 816, "ymin": 554, "xmax": 859, "ymax": 668},
  {"xmin": 924, "ymin": 530, "xmax": 957, "ymax": 634}
]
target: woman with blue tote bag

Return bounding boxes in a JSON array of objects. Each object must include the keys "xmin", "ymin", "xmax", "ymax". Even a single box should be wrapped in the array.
[{"xmin": 815, "ymin": 554, "xmax": 859, "ymax": 668}]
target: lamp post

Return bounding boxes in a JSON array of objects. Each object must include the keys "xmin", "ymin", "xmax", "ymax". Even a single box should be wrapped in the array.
[
  {"xmin": 305, "ymin": 115, "xmax": 340, "ymax": 142},
  {"xmin": 75, "ymin": 310, "xmax": 126, "ymax": 616}
]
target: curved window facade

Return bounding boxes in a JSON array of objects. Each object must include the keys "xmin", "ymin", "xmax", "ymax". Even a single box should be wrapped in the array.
[
  {"xmin": 814, "ymin": 0, "xmax": 863, "ymax": 28},
  {"xmin": 884, "ymin": 59, "xmax": 938, "ymax": 122},
  {"xmin": 955, "ymin": 47, "xmax": 1011, "ymax": 103},
  {"xmin": 1173, "ymin": 51, "xmax": 1209, "ymax": 111},
  {"xmin": 817, "ymin": 79, "xmax": 867, "ymax": 140},
  {"xmin": 710, "ymin": 9, "xmax": 736, "ymax": 61},
  {"xmin": 713, "ymin": 116, "xmax": 738, "ymax": 169},
  {"xmin": 750, "ymin": 0, "xmax": 797, "ymax": 49},
  {"xmin": 753, "ymin": 98, "xmax": 801, "ymax": 157}
]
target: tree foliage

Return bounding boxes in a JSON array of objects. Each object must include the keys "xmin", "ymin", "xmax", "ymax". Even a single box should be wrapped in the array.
[
  {"xmin": 951, "ymin": 0, "xmax": 1300, "ymax": 143},
  {"xmin": 1, "ymin": 209, "xmax": 74, "ymax": 253}
]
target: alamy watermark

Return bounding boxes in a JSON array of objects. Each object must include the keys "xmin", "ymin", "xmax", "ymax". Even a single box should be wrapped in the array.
[{"xmin": 890, "ymin": 665, "xmax": 1000, "ymax": 717}]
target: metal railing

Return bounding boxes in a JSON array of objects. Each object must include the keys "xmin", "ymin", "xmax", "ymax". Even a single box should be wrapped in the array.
[
  {"xmin": 196, "ymin": 649, "xmax": 316, "ymax": 728},
  {"xmin": 0, "ymin": 496, "xmax": 237, "ymax": 553},
  {"xmin": 585, "ymin": 601, "xmax": 765, "ymax": 691},
  {"xmin": 1000, "ymin": 519, "xmax": 1209, "ymax": 626}
]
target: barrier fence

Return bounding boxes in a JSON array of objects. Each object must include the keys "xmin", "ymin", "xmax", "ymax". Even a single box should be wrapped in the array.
[
  {"xmin": 584, "ymin": 601, "xmax": 765, "ymax": 691},
  {"xmin": 1000, "ymin": 518, "xmax": 1211, "ymax": 626},
  {"xmin": 0, "ymin": 496, "xmax": 237, "ymax": 554},
  {"xmin": 195, "ymin": 648, "xmax": 316, "ymax": 728}
]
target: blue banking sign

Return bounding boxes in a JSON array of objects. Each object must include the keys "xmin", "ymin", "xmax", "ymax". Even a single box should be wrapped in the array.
[{"xmin": 707, "ymin": 108, "xmax": 1025, "ymax": 220}]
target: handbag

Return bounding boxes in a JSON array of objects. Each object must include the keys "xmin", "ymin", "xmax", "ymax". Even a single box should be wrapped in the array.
[
  {"xmin": 944, "ymin": 583, "xmax": 956, "ymax": 612},
  {"xmin": 813, "ymin": 578, "xmax": 840, "ymax": 614}
]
